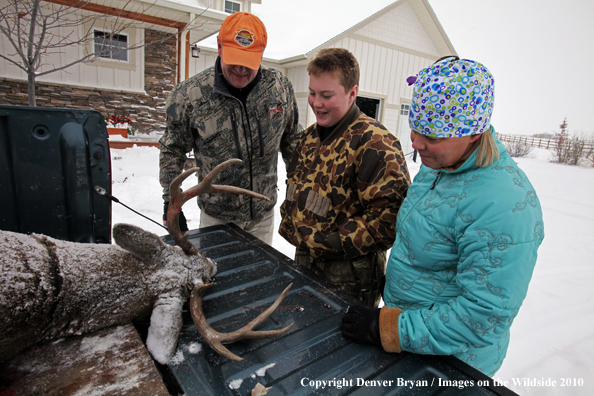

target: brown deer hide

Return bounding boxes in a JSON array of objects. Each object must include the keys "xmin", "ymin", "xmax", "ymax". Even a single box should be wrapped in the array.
[{"xmin": 0, "ymin": 223, "xmax": 216, "ymax": 364}]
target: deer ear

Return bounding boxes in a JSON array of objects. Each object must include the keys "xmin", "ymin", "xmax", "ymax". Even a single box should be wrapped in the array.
[{"xmin": 112, "ymin": 223, "xmax": 170, "ymax": 264}]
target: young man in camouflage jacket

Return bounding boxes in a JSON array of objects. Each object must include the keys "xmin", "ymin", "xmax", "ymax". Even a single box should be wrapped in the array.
[
  {"xmin": 159, "ymin": 12, "xmax": 302, "ymax": 244},
  {"xmin": 279, "ymin": 49, "xmax": 410, "ymax": 306}
]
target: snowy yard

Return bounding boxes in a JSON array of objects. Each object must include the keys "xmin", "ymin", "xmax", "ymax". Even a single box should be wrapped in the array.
[{"xmin": 111, "ymin": 144, "xmax": 594, "ymax": 396}]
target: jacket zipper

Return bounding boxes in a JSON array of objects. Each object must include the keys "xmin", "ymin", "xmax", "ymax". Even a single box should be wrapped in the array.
[
  {"xmin": 239, "ymin": 104, "xmax": 255, "ymax": 220},
  {"xmin": 430, "ymin": 170, "xmax": 442, "ymax": 190},
  {"xmin": 230, "ymin": 111, "xmax": 242, "ymax": 160},
  {"xmin": 254, "ymin": 111, "xmax": 264, "ymax": 158}
]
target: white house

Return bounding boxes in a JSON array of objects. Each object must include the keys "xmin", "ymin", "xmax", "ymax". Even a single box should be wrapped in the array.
[
  {"xmin": 0, "ymin": 0, "xmax": 456, "ymax": 150},
  {"xmin": 0, "ymin": 0, "xmax": 260, "ymax": 132},
  {"xmin": 190, "ymin": 0, "xmax": 457, "ymax": 154}
]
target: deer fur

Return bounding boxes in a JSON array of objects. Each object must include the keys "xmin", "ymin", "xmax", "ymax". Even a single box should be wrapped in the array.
[{"xmin": 0, "ymin": 223, "xmax": 216, "ymax": 364}]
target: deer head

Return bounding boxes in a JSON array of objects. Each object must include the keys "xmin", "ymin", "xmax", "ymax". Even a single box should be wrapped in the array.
[
  {"xmin": 0, "ymin": 159, "xmax": 293, "ymax": 365},
  {"xmin": 149, "ymin": 158, "xmax": 294, "ymax": 363}
]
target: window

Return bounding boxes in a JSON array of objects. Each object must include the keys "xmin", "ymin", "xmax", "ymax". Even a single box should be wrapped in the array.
[
  {"xmin": 397, "ymin": 103, "xmax": 413, "ymax": 155},
  {"xmin": 356, "ymin": 96, "xmax": 381, "ymax": 120},
  {"xmin": 94, "ymin": 30, "xmax": 128, "ymax": 62},
  {"xmin": 400, "ymin": 104, "xmax": 410, "ymax": 116},
  {"xmin": 225, "ymin": 0, "xmax": 241, "ymax": 14}
]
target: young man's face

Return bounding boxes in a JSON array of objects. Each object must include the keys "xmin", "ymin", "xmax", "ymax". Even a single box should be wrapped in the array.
[
  {"xmin": 308, "ymin": 72, "xmax": 358, "ymax": 128},
  {"xmin": 217, "ymin": 40, "xmax": 259, "ymax": 89},
  {"xmin": 410, "ymin": 130, "xmax": 481, "ymax": 170}
]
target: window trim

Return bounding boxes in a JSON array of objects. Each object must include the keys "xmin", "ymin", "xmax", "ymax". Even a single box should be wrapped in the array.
[
  {"xmin": 94, "ymin": 30, "xmax": 129, "ymax": 62},
  {"xmin": 400, "ymin": 103, "xmax": 410, "ymax": 116},
  {"xmin": 224, "ymin": 0, "xmax": 242, "ymax": 14},
  {"xmin": 86, "ymin": 22, "xmax": 137, "ymax": 71}
]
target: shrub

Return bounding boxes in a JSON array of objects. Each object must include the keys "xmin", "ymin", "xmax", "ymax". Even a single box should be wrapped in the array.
[
  {"xmin": 532, "ymin": 133, "xmax": 555, "ymax": 139},
  {"xmin": 504, "ymin": 141, "xmax": 533, "ymax": 158},
  {"xmin": 105, "ymin": 114, "xmax": 133, "ymax": 125},
  {"xmin": 586, "ymin": 146, "xmax": 594, "ymax": 167},
  {"xmin": 551, "ymin": 118, "xmax": 570, "ymax": 163},
  {"xmin": 566, "ymin": 136, "xmax": 586, "ymax": 166},
  {"xmin": 550, "ymin": 118, "xmax": 594, "ymax": 166}
]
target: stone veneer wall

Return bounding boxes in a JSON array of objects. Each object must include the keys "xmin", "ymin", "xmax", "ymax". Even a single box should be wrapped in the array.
[{"xmin": 0, "ymin": 29, "xmax": 177, "ymax": 135}]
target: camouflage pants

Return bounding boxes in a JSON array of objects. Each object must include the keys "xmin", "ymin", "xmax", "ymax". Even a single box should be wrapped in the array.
[{"xmin": 294, "ymin": 247, "xmax": 386, "ymax": 307}]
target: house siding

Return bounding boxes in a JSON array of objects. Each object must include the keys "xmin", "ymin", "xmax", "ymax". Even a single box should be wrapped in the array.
[
  {"xmin": 298, "ymin": 0, "xmax": 444, "ymax": 145},
  {"xmin": 355, "ymin": 1, "xmax": 440, "ymax": 57},
  {"xmin": 315, "ymin": 34, "xmax": 433, "ymax": 143},
  {"xmin": 0, "ymin": 0, "xmax": 452, "ymax": 142},
  {"xmin": 0, "ymin": 29, "xmax": 176, "ymax": 134},
  {"xmin": 0, "ymin": 22, "xmax": 145, "ymax": 93}
]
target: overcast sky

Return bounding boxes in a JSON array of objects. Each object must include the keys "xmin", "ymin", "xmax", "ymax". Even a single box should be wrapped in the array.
[{"xmin": 239, "ymin": 0, "xmax": 594, "ymax": 136}]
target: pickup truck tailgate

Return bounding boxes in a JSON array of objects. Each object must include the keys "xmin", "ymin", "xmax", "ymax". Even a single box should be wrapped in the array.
[
  {"xmin": 158, "ymin": 225, "xmax": 516, "ymax": 396},
  {"xmin": 0, "ymin": 105, "xmax": 111, "ymax": 243}
]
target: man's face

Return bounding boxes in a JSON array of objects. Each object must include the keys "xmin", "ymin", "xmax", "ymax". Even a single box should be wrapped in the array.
[
  {"xmin": 218, "ymin": 40, "xmax": 259, "ymax": 89},
  {"xmin": 308, "ymin": 72, "xmax": 357, "ymax": 128},
  {"xmin": 410, "ymin": 130, "xmax": 481, "ymax": 170}
]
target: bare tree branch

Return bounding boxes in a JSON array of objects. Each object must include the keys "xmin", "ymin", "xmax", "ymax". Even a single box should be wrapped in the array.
[{"xmin": 0, "ymin": 0, "xmax": 213, "ymax": 106}]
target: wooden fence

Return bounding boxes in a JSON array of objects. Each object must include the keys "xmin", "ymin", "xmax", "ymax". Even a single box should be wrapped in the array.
[{"xmin": 496, "ymin": 133, "xmax": 594, "ymax": 152}]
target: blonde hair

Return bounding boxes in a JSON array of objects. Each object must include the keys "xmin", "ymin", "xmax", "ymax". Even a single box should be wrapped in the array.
[{"xmin": 474, "ymin": 126, "xmax": 500, "ymax": 167}]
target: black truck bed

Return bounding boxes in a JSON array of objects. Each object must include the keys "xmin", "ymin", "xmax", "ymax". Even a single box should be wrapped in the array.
[{"xmin": 156, "ymin": 224, "xmax": 517, "ymax": 396}]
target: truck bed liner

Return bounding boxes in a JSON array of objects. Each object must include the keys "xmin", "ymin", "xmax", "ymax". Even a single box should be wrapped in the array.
[{"xmin": 157, "ymin": 224, "xmax": 517, "ymax": 396}]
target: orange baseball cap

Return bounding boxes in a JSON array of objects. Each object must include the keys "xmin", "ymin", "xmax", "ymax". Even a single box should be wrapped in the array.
[{"xmin": 218, "ymin": 12, "xmax": 267, "ymax": 70}]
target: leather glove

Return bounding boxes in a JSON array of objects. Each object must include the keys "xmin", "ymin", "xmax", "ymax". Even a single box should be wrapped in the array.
[
  {"xmin": 163, "ymin": 202, "xmax": 188, "ymax": 233},
  {"xmin": 378, "ymin": 275, "xmax": 386, "ymax": 299},
  {"xmin": 341, "ymin": 304, "xmax": 382, "ymax": 346}
]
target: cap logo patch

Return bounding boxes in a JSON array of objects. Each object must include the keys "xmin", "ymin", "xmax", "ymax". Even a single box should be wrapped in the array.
[{"xmin": 234, "ymin": 29, "xmax": 255, "ymax": 47}]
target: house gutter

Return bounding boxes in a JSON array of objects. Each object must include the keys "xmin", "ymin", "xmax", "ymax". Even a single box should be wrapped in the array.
[
  {"xmin": 43, "ymin": 0, "xmax": 187, "ymax": 30},
  {"xmin": 136, "ymin": 0, "xmax": 228, "ymax": 20}
]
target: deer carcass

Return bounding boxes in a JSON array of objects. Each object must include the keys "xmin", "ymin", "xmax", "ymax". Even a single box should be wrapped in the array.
[{"xmin": 0, "ymin": 159, "xmax": 293, "ymax": 364}]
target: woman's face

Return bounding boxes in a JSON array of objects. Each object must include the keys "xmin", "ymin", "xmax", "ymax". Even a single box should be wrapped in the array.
[
  {"xmin": 308, "ymin": 72, "xmax": 357, "ymax": 128},
  {"xmin": 411, "ymin": 130, "xmax": 481, "ymax": 170}
]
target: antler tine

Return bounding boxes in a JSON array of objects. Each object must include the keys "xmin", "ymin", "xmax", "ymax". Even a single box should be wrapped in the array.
[
  {"xmin": 167, "ymin": 159, "xmax": 270, "ymax": 255},
  {"xmin": 190, "ymin": 283, "xmax": 294, "ymax": 362}
]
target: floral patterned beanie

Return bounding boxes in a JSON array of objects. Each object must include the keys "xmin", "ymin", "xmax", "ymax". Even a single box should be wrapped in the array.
[{"xmin": 409, "ymin": 57, "xmax": 494, "ymax": 138}]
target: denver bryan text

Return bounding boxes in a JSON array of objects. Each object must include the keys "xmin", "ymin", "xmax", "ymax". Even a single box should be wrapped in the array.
[{"xmin": 300, "ymin": 377, "xmax": 429, "ymax": 390}]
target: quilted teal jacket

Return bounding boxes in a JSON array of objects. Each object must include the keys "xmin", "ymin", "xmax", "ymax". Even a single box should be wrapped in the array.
[{"xmin": 383, "ymin": 129, "xmax": 544, "ymax": 376}]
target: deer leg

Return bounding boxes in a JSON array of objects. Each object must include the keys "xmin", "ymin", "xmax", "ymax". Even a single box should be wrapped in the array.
[{"xmin": 146, "ymin": 293, "xmax": 184, "ymax": 364}]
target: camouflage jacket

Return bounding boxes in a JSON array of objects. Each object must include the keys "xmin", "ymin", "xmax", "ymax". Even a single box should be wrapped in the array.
[
  {"xmin": 159, "ymin": 59, "xmax": 302, "ymax": 221},
  {"xmin": 279, "ymin": 105, "xmax": 411, "ymax": 259}
]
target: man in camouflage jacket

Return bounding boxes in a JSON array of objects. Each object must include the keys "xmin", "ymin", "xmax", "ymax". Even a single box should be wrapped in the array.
[
  {"xmin": 159, "ymin": 12, "xmax": 302, "ymax": 244},
  {"xmin": 279, "ymin": 49, "xmax": 410, "ymax": 306}
]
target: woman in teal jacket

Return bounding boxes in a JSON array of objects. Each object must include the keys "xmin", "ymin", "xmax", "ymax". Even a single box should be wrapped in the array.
[{"xmin": 342, "ymin": 57, "xmax": 544, "ymax": 376}]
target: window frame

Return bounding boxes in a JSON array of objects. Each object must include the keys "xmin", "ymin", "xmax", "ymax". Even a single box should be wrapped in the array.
[
  {"xmin": 356, "ymin": 95, "xmax": 382, "ymax": 121},
  {"xmin": 224, "ymin": 0, "xmax": 241, "ymax": 14},
  {"xmin": 85, "ymin": 22, "xmax": 137, "ymax": 72},
  {"xmin": 400, "ymin": 103, "xmax": 410, "ymax": 116},
  {"xmin": 93, "ymin": 29, "xmax": 130, "ymax": 62}
]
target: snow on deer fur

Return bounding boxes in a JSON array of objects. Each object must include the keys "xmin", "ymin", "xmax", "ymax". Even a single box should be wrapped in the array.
[
  {"xmin": 0, "ymin": 159, "xmax": 295, "ymax": 365},
  {"xmin": 0, "ymin": 223, "xmax": 216, "ymax": 364}
]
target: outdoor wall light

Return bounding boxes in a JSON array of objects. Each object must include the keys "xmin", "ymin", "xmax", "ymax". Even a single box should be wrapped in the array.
[{"xmin": 191, "ymin": 43, "xmax": 200, "ymax": 58}]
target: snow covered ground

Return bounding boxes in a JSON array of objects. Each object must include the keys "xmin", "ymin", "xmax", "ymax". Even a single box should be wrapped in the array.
[{"xmin": 110, "ymin": 143, "xmax": 594, "ymax": 396}]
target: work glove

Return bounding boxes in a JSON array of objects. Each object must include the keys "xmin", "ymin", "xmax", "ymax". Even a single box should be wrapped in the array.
[
  {"xmin": 341, "ymin": 304, "xmax": 382, "ymax": 346},
  {"xmin": 163, "ymin": 202, "xmax": 188, "ymax": 233},
  {"xmin": 378, "ymin": 275, "xmax": 386, "ymax": 299}
]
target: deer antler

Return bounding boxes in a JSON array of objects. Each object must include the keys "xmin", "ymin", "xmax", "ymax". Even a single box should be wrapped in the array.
[
  {"xmin": 190, "ymin": 283, "xmax": 294, "ymax": 362},
  {"xmin": 167, "ymin": 158, "xmax": 270, "ymax": 256},
  {"xmin": 166, "ymin": 159, "xmax": 292, "ymax": 361}
]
